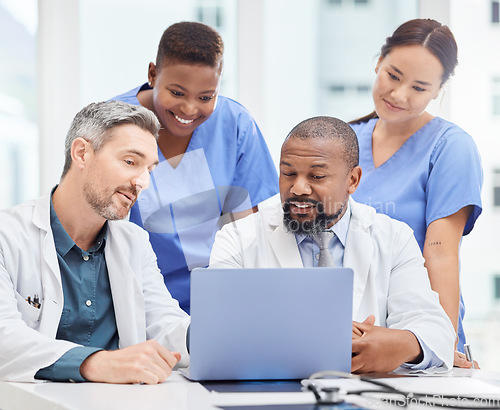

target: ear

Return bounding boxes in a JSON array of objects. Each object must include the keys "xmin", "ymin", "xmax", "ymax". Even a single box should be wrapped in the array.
[
  {"xmin": 347, "ymin": 166, "xmax": 362, "ymax": 195},
  {"xmin": 148, "ymin": 62, "xmax": 157, "ymax": 87},
  {"xmin": 71, "ymin": 137, "xmax": 93, "ymax": 170},
  {"xmin": 218, "ymin": 60, "xmax": 224, "ymax": 76},
  {"xmin": 375, "ymin": 56, "xmax": 383, "ymax": 74},
  {"xmin": 433, "ymin": 86, "xmax": 443, "ymax": 100}
]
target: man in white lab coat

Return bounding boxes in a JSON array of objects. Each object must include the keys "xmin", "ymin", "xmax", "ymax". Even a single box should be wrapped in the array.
[
  {"xmin": 0, "ymin": 101, "xmax": 190, "ymax": 383},
  {"xmin": 210, "ymin": 116, "xmax": 455, "ymax": 373}
]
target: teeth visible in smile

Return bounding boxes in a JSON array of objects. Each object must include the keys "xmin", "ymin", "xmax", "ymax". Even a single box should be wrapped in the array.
[
  {"xmin": 174, "ymin": 114, "xmax": 194, "ymax": 124},
  {"xmin": 292, "ymin": 202, "xmax": 313, "ymax": 208}
]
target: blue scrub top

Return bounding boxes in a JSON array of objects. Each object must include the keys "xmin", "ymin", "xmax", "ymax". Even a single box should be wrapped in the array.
[
  {"xmin": 351, "ymin": 117, "xmax": 483, "ymax": 351},
  {"xmin": 111, "ymin": 85, "xmax": 279, "ymax": 313}
]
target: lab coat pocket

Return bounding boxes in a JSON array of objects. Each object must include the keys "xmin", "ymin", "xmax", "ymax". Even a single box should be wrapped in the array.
[{"xmin": 15, "ymin": 291, "xmax": 42, "ymax": 327}]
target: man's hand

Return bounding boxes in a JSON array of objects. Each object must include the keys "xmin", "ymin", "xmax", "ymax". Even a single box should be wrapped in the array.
[
  {"xmin": 352, "ymin": 315, "xmax": 375, "ymax": 339},
  {"xmin": 351, "ymin": 316, "xmax": 422, "ymax": 373},
  {"xmin": 80, "ymin": 340, "xmax": 181, "ymax": 384}
]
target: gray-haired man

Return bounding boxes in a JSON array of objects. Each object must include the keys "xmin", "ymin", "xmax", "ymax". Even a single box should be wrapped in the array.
[{"xmin": 0, "ymin": 101, "xmax": 189, "ymax": 383}]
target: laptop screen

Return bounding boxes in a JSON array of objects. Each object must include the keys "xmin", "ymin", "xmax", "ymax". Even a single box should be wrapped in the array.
[{"xmin": 187, "ymin": 267, "xmax": 353, "ymax": 381}]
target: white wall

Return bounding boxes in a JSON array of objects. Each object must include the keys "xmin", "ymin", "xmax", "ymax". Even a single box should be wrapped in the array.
[
  {"xmin": 38, "ymin": 0, "xmax": 80, "ymax": 192},
  {"xmin": 237, "ymin": 0, "xmax": 319, "ymax": 169}
]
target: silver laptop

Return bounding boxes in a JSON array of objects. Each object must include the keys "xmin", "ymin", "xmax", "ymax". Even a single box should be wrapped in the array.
[{"xmin": 182, "ymin": 267, "xmax": 353, "ymax": 381}]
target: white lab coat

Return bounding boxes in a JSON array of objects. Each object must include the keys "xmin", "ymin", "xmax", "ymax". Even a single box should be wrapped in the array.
[
  {"xmin": 210, "ymin": 198, "xmax": 455, "ymax": 370},
  {"xmin": 0, "ymin": 192, "xmax": 190, "ymax": 382}
]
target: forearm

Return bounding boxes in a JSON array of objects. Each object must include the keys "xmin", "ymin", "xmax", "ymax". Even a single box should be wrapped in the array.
[
  {"xmin": 79, "ymin": 340, "xmax": 180, "ymax": 384},
  {"xmin": 385, "ymin": 225, "xmax": 455, "ymax": 370},
  {"xmin": 423, "ymin": 207, "xmax": 471, "ymax": 335},
  {"xmin": 351, "ymin": 324, "xmax": 424, "ymax": 373},
  {"xmin": 424, "ymin": 254, "xmax": 460, "ymax": 333},
  {"xmin": 401, "ymin": 330, "xmax": 423, "ymax": 364},
  {"xmin": 35, "ymin": 346, "xmax": 102, "ymax": 382}
]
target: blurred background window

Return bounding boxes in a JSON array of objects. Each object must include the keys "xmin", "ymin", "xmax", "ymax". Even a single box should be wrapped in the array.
[{"xmin": 0, "ymin": 0, "xmax": 38, "ymax": 209}]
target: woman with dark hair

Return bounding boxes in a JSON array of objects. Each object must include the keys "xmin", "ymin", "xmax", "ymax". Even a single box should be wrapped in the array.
[
  {"xmin": 110, "ymin": 22, "xmax": 278, "ymax": 314},
  {"xmin": 350, "ymin": 18, "xmax": 483, "ymax": 368}
]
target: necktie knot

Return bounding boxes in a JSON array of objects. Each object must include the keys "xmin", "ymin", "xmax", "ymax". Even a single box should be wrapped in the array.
[{"xmin": 313, "ymin": 230, "xmax": 335, "ymax": 267}]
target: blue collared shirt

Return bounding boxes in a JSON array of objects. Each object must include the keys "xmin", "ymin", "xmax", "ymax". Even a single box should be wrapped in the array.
[
  {"xmin": 35, "ymin": 195, "xmax": 119, "ymax": 382},
  {"xmin": 295, "ymin": 202, "xmax": 442, "ymax": 371}
]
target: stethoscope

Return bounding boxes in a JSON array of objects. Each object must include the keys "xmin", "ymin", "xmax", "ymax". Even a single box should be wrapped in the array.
[{"xmin": 302, "ymin": 370, "xmax": 500, "ymax": 409}]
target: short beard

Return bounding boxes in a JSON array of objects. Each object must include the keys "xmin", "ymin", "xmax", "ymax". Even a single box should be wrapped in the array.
[
  {"xmin": 83, "ymin": 183, "xmax": 137, "ymax": 221},
  {"xmin": 282, "ymin": 198, "xmax": 344, "ymax": 237}
]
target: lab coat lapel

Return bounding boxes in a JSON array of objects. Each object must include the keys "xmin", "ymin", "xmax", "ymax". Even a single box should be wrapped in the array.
[
  {"xmin": 343, "ymin": 199, "xmax": 374, "ymax": 319},
  {"xmin": 32, "ymin": 193, "xmax": 64, "ymax": 336},
  {"xmin": 269, "ymin": 221, "xmax": 303, "ymax": 268},
  {"xmin": 106, "ymin": 225, "xmax": 146, "ymax": 347}
]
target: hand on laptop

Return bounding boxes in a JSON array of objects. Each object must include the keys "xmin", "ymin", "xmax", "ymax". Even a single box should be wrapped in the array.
[
  {"xmin": 351, "ymin": 315, "xmax": 423, "ymax": 373},
  {"xmin": 80, "ymin": 340, "xmax": 181, "ymax": 384}
]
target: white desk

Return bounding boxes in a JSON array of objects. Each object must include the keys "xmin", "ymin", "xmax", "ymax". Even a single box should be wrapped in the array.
[
  {"xmin": 2, "ymin": 369, "xmax": 500, "ymax": 410},
  {"xmin": 0, "ymin": 372, "xmax": 216, "ymax": 410}
]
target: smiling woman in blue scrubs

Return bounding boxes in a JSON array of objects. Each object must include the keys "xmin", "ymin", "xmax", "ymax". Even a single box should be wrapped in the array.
[
  {"xmin": 349, "ymin": 18, "xmax": 483, "ymax": 368},
  {"xmin": 111, "ymin": 22, "xmax": 278, "ymax": 314}
]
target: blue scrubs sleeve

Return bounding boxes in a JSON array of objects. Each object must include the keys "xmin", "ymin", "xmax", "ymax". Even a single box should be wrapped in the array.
[
  {"xmin": 35, "ymin": 346, "xmax": 102, "ymax": 382},
  {"xmin": 426, "ymin": 129, "xmax": 483, "ymax": 234},
  {"xmin": 232, "ymin": 116, "xmax": 278, "ymax": 208}
]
